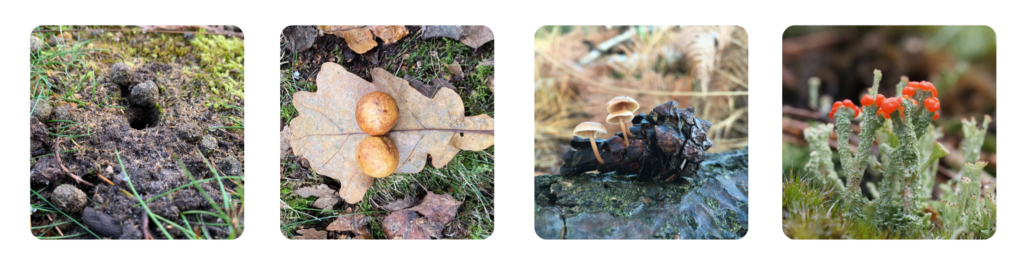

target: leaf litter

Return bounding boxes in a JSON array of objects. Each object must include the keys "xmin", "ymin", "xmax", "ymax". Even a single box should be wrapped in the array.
[{"xmin": 281, "ymin": 25, "xmax": 494, "ymax": 239}]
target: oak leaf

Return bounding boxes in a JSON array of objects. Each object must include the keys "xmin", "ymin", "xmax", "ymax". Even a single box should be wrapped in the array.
[{"xmin": 289, "ymin": 63, "xmax": 494, "ymax": 204}]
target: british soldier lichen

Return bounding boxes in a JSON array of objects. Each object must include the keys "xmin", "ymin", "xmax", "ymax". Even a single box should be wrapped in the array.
[{"xmin": 794, "ymin": 69, "xmax": 994, "ymax": 239}]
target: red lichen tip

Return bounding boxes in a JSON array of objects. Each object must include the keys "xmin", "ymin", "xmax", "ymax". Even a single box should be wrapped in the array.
[
  {"xmin": 861, "ymin": 94, "xmax": 874, "ymax": 106},
  {"xmin": 924, "ymin": 97, "xmax": 941, "ymax": 113},
  {"xmin": 902, "ymin": 85, "xmax": 916, "ymax": 97}
]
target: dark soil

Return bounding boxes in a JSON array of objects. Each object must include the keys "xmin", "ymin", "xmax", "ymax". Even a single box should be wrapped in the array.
[{"xmin": 30, "ymin": 27, "xmax": 244, "ymax": 239}]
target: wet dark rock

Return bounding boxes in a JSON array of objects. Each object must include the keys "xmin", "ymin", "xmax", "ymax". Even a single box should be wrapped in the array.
[
  {"xmin": 109, "ymin": 63, "xmax": 132, "ymax": 87},
  {"xmin": 30, "ymin": 117, "xmax": 49, "ymax": 157},
  {"xmin": 534, "ymin": 207, "xmax": 564, "ymax": 239},
  {"xmin": 536, "ymin": 148, "xmax": 748, "ymax": 239},
  {"xmin": 30, "ymin": 36, "xmax": 43, "ymax": 52},
  {"xmin": 30, "ymin": 98, "xmax": 51, "ymax": 120},
  {"xmin": 183, "ymin": 32, "xmax": 195, "ymax": 41},
  {"xmin": 283, "ymin": 26, "xmax": 317, "ymax": 53},
  {"xmin": 130, "ymin": 80, "xmax": 159, "ymax": 107},
  {"xmin": 51, "ymin": 184, "xmax": 88, "ymax": 213},
  {"xmin": 83, "ymin": 207, "xmax": 122, "ymax": 238},
  {"xmin": 199, "ymin": 135, "xmax": 217, "ymax": 153},
  {"xmin": 219, "ymin": 156, "xmax": 242, "ymax": 177}
]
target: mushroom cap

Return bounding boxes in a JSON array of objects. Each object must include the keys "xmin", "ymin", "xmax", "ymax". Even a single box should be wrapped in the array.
[
  {"xmin": 573, "ymin": 122, "xmax": 607, "ymax": 138},
  {"xmin": 606, "ymin": 96, "xmax": 639, "ymax": 113},
  {"xmin": 606, "ymin": 109, "xmax": 634, "ymax": 124}
]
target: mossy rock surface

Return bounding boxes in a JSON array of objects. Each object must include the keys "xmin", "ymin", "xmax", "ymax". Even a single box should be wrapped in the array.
[{"xmin": 535, "ymin": 148, "xmax": 748, "ymax": 239}]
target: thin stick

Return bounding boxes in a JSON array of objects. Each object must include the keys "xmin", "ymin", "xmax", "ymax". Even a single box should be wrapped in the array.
[
  {"xmin": 53, "ymin": 138, "xmax": 94, "ymax": 187},
  {"xmin": 96, "ymin": 173, "xmax": 115, "ymax": 186},
  {"xmin": 142, "ymin": 211, "xmax": 152, "ymax": 240}
]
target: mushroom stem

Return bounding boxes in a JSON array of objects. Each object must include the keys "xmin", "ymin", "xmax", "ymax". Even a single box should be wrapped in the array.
[
  {"xmin": 618, "ymin": 120, "xmax": 630, "ymax": 145},
  {"xmin": 620, "ymin": 104, "xmax": 636, "ymax": 137},
  {"xmin": 589, "ymin": 135, "xmax": 605, "ymax": 165}
]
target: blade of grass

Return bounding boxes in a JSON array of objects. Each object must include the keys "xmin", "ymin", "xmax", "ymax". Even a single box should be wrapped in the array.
[{"xmin": 130, "ymin": 176, "xmax": 243, "ymax": 208}]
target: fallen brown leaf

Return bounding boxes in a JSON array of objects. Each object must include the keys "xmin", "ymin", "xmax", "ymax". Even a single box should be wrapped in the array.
[
  {"xmin": 369, "ymin": 25, "xmax": 408, "ymax": 44},
  {"xmin": 382, "ymin": 210, "xmax": 431, "ymax": 239},
  {"xmin": 280, "ymin": 125, "xmax": 292, "ymax": 157},
  {"xmin": 340, "ymin": 28, "xmax": 377, "ymax": 54},
  {"xmin": 326, "ymin": 214, "xmax": 369, "ymax": 235},
  {"xmin": 380, "ymin": 195, "xmax": 416, "ymax": 211},
  {"xmin": 289, "ymin": 63, "xmax": 494, "ymax": 204},
  {"xmin": 421, "ymin": 25, "xmax": 494, "ymax": 49},
  {"xmin": 458, "ymin": 26, "xmax": 494, "ymax": 49},
  {"xmin": 420, "ymin": 26, "xmax": 463, "ymax": 40},
  {"xmin": 293, "ymin": 184, "xmax": 341, "ymax": 209},
  {"xmin": 408, "ymin": 191, "xmax": 463, "ymax": 225},
  {"xmin": 295, "ymin": 227, "xmax": 328, "ymax": 239},
  {"xmin": 445, "ymin": 61, "xmax": 464, "ymax": 82}
]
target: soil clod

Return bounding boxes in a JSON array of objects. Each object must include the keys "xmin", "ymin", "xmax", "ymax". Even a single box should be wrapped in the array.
[
  {"xmin": 109, "ymin": 63, "xmax": 132, "ymax": 87},
  {"xmin": 51, "ymin": 184, "xmax": 88, "ymax": 213},
  {"xmin": 199, "ymin": 135, "xmax": 218, "ymax": 154},
  {"xmin": 130, "ymin": 80, "xmax": 159, "ymax": 107},
  {"xmin": 219, "ymin": 156, "xmax": 242, "ymax": 177},
  {"xmin": 30, "ymin": 99, "xmax": 51, "ymax": 120},
  {"xmin": 30, "ymin": 36, "xmax": 43, "ymax": 52}
]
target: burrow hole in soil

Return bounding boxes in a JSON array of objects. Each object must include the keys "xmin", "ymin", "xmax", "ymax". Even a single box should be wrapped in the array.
[{"xmin": 129, "ymin": 107, "xmax": 160, "ymax": 129}]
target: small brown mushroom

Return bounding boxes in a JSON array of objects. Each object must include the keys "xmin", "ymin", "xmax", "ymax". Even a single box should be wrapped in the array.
[
  {"xmin": 606, "ymin": 96, "xmax": 639, "ymax": 143},
  {"xmin": 356, "ymin": 136, "xmax": 399, "ymax": 178},
  {"xmin": 606, "ymin": 109, "xmax": 635, "ymax": 145},
  {"xmin": 573, "ymin": 122, "xmax": 607, "ymax": 165},
  {"xmin": 356, "ymin": 91, "xmax": 400, "ymax": 136}
]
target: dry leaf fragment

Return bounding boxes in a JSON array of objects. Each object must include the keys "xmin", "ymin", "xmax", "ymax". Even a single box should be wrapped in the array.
[
  {"xmin": 421, "ymin": 25, "xmax": 494, "ymax": 49},
  {"xmin": 289, "ymin": 63, "xmax": 495, "ymax": 204},
  {"xmin": 369, "ymin": 25, "xmax": 408, "ymax": 44},
  {"xmin": 282, "ymin": 26, "xmax": 317, "ymax": 52},
  {"xmin": 326, "ymin": 214, "xmax": 369, "ymax": 235},
  {"xmin": 340, "ymin": 28, "xmax": 378, "ymax": 54},
  {"xmin": 486, "ymin": 75, "xmax": 494, "ymax": 93},
  {"xmin": 458, "ymin": 26, "xmax": 494, "ymax": 49},
  {"xmin": 382, "ymin": 210, "xmax": 431, "ymax": 239},
  {"xmin": 408, "ymin": 191, "xmax": 463, "ymax": 225},
  {"xmin": 293, "ymin": 184, "xmax": 341, "ymax": 209},
  {"xmin": 280, "ymin": 125, "xmax": 292, "ymax": 157},
  {"xmin": 420, "ymin": 25, "xmax": 463, "ymax": 40},
  {"xmin": 295, "ymin": 227, "xmax": 328, "ymax": 239},
  {"xmin": 380, "ymin": 195, "xmax": 416, "ymax": 211},
  {"xmin": 445, "ymin": 61, "xmax": 464, "ymax": 82}
]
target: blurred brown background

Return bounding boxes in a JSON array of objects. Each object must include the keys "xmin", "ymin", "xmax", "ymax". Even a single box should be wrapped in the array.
[{"xmin": 781, "ymin": 25, "xmax": 996, "ymax": 178}]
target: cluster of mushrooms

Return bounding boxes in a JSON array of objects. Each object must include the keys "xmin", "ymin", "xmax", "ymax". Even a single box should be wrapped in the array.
[
  {"xmin": 572, "ymin": 96, "xmax": 641, "ymax": 165},
  {"xmin": 355, "ymin": 91, "xmax": 401, "ymax": 178},
  {"xmin": 561, "ymin": 97, "xmax": 714, "ymax": 182}
]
